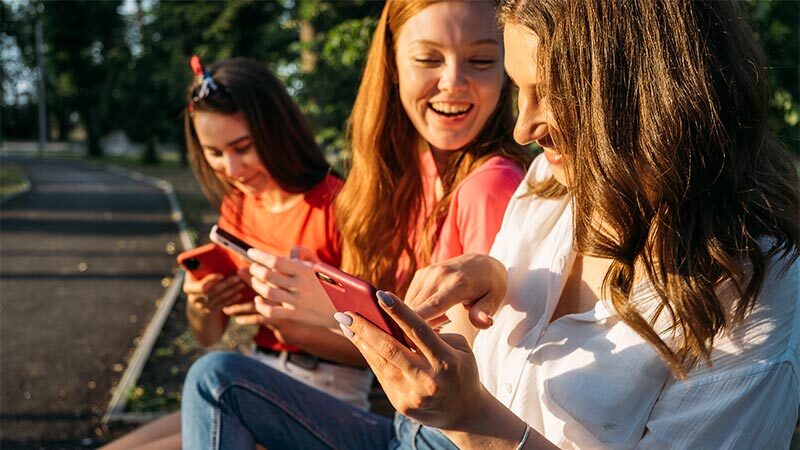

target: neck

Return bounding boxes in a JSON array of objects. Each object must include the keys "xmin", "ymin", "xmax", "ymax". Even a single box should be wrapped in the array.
[
  {"xmin": 256, "ymin": 188, "xmax": 305, "ymax": 213},
  {"xmin": 428, "ymin": 146, "xmax": 454, "ymax": 178}
]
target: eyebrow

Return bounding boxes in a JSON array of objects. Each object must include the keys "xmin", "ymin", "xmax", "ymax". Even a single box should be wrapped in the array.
[
  {"xmin": 201, "ymin": 135, "xmax": 252, "ymax": 151},
  {"xmin": 410, "ymin": 38, "xmax": 500, "ymax": 48}
]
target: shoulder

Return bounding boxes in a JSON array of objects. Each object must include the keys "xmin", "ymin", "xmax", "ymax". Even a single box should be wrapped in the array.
[
  {"xmin": 304, "ymin": 173, "xmax": 343, "ymax": 208},
  {"xmin": 453, "ymin": 155, "xmax": 525, "ymax": 199}
]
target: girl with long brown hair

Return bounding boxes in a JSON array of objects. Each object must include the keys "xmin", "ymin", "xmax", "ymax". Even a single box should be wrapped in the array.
[
  {"xmin": 102, "ymin": 57, "xmax": 362, "ymax": 450},
  {"xmin": 186, "ymin": 0, "xmax": 795, "ymax": 448}
]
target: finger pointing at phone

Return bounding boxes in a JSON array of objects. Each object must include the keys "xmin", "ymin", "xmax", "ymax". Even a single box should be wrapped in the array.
[{"xmin": 406, "ymin": 254, "xmax": 508, "ymax": 330}]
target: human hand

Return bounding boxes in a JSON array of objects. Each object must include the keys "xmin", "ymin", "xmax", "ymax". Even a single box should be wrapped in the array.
[
  {"xmin": 245, "ymin": 247, "xmax": 337, "ymax": 329},
  {"xmin": 336, "ymin": 290, "xmax": 491, "ymax": 431},
  {"xmin": 406, "ymin": 254, "xmax": 508, "ymax": 329},
  {"xmin": 183, "ymin": 271, "xmax": 247, "ymax": 314}
]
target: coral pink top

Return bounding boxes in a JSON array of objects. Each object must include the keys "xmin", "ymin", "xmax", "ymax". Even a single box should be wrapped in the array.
[{"xmin": 405, "ymin": 150, "xmax": 525, "ymax": 280}]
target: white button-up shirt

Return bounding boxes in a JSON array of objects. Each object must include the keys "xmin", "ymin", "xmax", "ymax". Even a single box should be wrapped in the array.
[{"xmin": 474, "ymin": 154, "xmax": 800, "ymax": 449}]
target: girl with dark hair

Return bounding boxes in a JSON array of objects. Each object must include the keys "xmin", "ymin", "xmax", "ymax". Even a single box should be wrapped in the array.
[
  {"xmin": 101, "ymin": 57, "xmax": 363, "ymax": 449},
  {"xmin": 183, "ymin": 0, "xmax": 798, "ymax": 449}
]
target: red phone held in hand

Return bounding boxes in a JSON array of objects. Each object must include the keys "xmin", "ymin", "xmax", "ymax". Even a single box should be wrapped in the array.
[
  {"xmin": 177, "ymin": 243, "xmax": 239, "ymax": 280},
  {"xmin": 313, "ymin": 262, "xmax": 414, "ymax": 349}
]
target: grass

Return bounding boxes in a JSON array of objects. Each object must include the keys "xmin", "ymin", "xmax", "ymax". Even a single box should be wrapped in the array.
[{"xmin": 0, "ymin": 163, "xmax": 29, "ymax": 196}]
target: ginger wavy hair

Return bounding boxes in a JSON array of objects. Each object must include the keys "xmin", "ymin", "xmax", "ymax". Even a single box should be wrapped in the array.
[
  {"xmin": 337, "ymin": 0, "xmax": 531, "ymax": 294},
  {"xmin": 500, "ymin": 0, "xmax": 800, "ymax": 376}
]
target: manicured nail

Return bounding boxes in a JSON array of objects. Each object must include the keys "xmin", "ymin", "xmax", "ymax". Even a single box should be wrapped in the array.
[
  {"xmin": 376, "ymin": 290, "xmax": 395, "ymax": 307},
  {"xmin": 339, "ymin": 323, "xmax": 354, "ymax": 338},
  {"xmin": 334, "ymin": 312, "xmax": 353, "ymax": 327}
]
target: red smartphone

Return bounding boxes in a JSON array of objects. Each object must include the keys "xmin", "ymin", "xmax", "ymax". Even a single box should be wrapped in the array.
[
  {"xmin": 177, "ymin": 243, "xmax": 258, "ymax": 301},
  {"xmin": 177, "ymin": 243, "xmax": 239, "ymax": 279},
  {"xmin": 313, "ymin": 262, "xmax": 414, "ymax": 349}
]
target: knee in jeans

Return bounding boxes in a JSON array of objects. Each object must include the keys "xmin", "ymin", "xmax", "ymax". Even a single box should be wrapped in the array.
[{"xmin": 184, "ymin": 352, "xmax": 246, "ymax": 398}]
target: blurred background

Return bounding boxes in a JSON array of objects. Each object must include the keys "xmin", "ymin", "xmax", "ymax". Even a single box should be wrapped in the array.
[
  {"xmin": 1, "ymin": 0, "xmax": 797, "ymax": 165},
  {"xmin": 0, "ymin": 0, "xmax": 797, "ymax": 448}
]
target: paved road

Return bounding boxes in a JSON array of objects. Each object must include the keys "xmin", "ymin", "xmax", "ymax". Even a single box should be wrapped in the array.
[{"xmin": 0, "ymin": 156, "xmax": 180, "ymax": 448}]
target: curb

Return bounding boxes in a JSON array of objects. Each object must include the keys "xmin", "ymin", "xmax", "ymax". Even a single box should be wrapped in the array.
[
  {"xmin": 0, "ymin": 168, "xmax": 32, "ymax": 205},
  {"xmin": 99, "ymin": 164, "xmax": 195, "ymax": 424}
]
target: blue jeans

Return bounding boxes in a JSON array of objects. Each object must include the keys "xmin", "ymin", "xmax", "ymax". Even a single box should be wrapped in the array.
[{"xmin": 182, "ymin": 352, "xmax": 459, "ymax": 450}]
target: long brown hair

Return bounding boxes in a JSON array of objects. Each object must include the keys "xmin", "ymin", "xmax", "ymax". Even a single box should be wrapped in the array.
[
  {"xmin": 500, "ymin": 0, "xmax": 800, "ymax": 376},
  {"xmin": 337, "ymin": 0, "xmax": 531, "ymax": 294},
  {"xmin": 184, "ymin": 57, "xmax": 330, "ymax": 207}
]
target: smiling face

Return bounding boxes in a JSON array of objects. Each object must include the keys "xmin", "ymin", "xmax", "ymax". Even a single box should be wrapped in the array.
[
  {"xmin": 394, "ymin": 1, "xmax": 504, "ymax": 153},
  {"xmin": 503, "ymin": 23, "xmax": 567, "ymax": 186},
  {"xmin": 192, "ymin": 111, "xmax": 276, "ymax": 196}
]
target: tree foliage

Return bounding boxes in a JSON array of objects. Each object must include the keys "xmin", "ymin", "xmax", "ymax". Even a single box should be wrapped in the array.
[{"xmin": 1, "ymin": 0, "xmax": 797, "ymax": 160}]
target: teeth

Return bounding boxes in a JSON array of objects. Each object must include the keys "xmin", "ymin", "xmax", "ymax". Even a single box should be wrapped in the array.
[{"xmin": 430, "ymin": 102, "xmax": 471, "ymax": 115}]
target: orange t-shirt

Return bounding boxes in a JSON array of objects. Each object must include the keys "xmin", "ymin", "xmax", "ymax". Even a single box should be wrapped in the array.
[{"xmin": 217, "ymin": 174, "xmax": 342, "ymax": 351}]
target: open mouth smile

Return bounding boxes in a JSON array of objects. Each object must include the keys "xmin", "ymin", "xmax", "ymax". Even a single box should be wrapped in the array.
[{"xmin": 429, "ymin": 102, "xmax": 473, "ymax": 118}]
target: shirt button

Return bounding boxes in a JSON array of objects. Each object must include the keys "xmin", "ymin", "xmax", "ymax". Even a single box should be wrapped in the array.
[{"xmin": 503, "ymin": 382, "xmax": 512, "ymax": 394}]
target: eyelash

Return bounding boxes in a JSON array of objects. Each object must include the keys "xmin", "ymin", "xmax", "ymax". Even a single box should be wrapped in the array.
[
  {"xmin": 205, "ymin": 144, "xmax": 252, "ymax": 158},
  {"xmin": 413, "ymin": 58, "xmax": 496, "ymax": 67}
]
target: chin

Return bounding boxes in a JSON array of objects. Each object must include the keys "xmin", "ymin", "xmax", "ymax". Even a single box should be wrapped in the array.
[{"xmin": 426, "ymin": 133, "xmax": 476, "ymax": 152}]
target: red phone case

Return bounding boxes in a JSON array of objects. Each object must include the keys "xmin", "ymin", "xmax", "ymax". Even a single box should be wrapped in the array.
[
  {"xmin": 177, "ymin": 244, "xmax": 258, "ymax": 302},
  {"xmin": 177, "ymin": 243, "xmax": 239, "ymax": 279},
  {"xmin": 313, "ymin": 262, "xmax": 414, "ymax": 349}
]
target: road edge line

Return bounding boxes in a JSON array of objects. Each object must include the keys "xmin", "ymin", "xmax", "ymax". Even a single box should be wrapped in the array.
[{"xmin": 99, "ymin": 163, "xmax": 195, "ymax": 424}]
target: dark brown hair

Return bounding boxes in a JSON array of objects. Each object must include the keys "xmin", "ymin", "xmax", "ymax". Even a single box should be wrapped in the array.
[
  {"xmin": 184, "ymin": 57, "xmax": 330, "ymax": 206},
  {"xmin": 336, "ymin": 0, "xmax": 532, "ymax": 294},
  {"xmin": 500, "ymin": 0, "xmax": 800, "ymax": 376}
]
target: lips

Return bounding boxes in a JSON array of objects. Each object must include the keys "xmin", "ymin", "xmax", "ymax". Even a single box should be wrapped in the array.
[
  {"xmin": 429, "ymin": 102, "xmax": 473, "ymax": 118},
  {"xmin": 542, "ymin": 148, "xmax": 563, "ymax": 165}
]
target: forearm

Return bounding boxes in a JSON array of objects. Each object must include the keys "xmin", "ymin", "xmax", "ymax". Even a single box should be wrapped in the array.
[
  {"xmin": 441, "ymin": 389, "xmax": 557, "ymax": 450},
  {"xmin": 186, "ymin": 304, "xmax": 228, "ymax": 347},
  {"xmin": 287, "ymin": 326, "xmax": 366, "ymax": 366}
]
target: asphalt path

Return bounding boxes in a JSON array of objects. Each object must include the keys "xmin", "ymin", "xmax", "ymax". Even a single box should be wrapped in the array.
[{"xmin": 0, "ymin": 156, "xmax": 180, "ymax": 448}]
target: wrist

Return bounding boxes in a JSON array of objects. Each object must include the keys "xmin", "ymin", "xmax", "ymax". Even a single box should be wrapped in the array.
[{"xmin": 441, "ymin": 388, "xmax": 524, "ymax": 450}]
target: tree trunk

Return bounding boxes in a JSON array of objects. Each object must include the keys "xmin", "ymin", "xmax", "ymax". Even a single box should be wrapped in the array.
[
  {"xmin": 299, "ymin": 18, "xmax": 316, "ymax": 73},
  {"xmin": 84, "ymin": 109, "xmax": 103, "ymax": 158},
  {"xmin": 141, "ymin": 135, "xmax": 160, "ymax": 165}
]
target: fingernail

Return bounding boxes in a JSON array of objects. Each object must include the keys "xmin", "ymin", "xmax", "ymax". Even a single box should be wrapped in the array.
[
  {"xmin": 290, "ymin": 247, "xmax": 299, "ymax": 259},
  {"xmin": 333, "ymin": 312, "xmax": 353, "ymax": 327},
  {"xmin": 376, "ymin": 290, "xmax": 395, "ymax": 307},
  {"xmin": 339, "ymin": 322, "xmax": 354, "ymax": 338},
  {"xmin": 478, "ymin": 311, "xmax": 494, "ymax": 326}
]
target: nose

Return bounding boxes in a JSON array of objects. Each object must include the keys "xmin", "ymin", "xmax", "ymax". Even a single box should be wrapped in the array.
[
  {"xmin": 438, "ymin": 60, "xmax": 468, "ymax": 93},
  {"xmin": 513, "ymin": 93, "xmax": 545, "ymax": 145},
  {"xmin": 222, "ymin": 153, "xmax": 244, "ymax": 179}
]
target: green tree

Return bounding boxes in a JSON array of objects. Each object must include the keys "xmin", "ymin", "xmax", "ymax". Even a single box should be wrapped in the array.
[
  {"xmin": 39, "ymin": 0, "xmax": 129, "ymax": 157},
  {"xmin": 291, "ymin": 0, "xmax": 382, "ymax": 162},
  {"xmin": 744, "ymin": 0, "xmax": 799, "ymax": 154}
]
